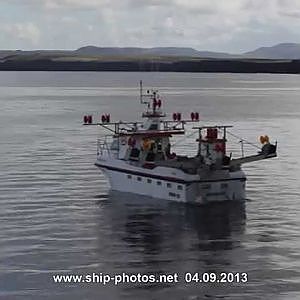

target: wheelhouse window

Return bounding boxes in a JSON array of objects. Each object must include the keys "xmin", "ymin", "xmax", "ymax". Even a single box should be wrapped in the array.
[
  {"xmin": 147, "ymin": 179, "xmax": 152, "ymax": 183},
  {"xmin": 129, "ymin": 148, "xmax": 140, "ymax": 161},
  {"xmin": 157, "ymin": 181, "xmax": 162, "ymax": 186},
  {"xmin": 149, "ymin": 124, "xmax": 158, "ymax": 130},
  {"xmin": 127, "ymin": 175, "xmax": 132, "ymax": 179},
  {"xmin": 177, "ymin": 185, "xmax": 183, "ymax": 190},
  {"xmin": 167, "ymin": 183, "xmax": 172, "ymax": 188},
  {"xmin": 137, "ymin": 177, "xmax": 142, "ymax": 181}
]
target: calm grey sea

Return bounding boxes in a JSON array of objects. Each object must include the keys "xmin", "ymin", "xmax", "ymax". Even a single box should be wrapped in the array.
[{"xmin": 0, "ymin": 72, "xmax": 299, "ymax": 300}]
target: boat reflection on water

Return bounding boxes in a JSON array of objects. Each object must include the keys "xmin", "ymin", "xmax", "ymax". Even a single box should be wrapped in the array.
[
  {"xmin": 104, "ymin": 191, "xmax": 246, "ymax": 245},
  {"xmin": 95, "ymin": 192, "xmax": 247, "ymax": 298},
  {"xmin": 97, "ymin": 191, "xmax": 246, "ymax": 261}
]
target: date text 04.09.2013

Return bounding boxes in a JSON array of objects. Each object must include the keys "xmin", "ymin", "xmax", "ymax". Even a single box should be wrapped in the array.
[{"xmin": 184, "ymin": 272, "xmax": 248, "ymax": 283}]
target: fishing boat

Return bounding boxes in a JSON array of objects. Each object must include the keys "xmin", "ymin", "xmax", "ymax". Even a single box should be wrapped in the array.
[{"xmin": 83, "ymin": 82, "xmax": 277, "ymax": 204}]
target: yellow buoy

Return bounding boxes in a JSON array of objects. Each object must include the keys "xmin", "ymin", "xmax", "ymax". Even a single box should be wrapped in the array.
[
  {"xmin": 264, "ymin": 135, "xmax": 269, "ymax": 143},
  {"xmin": 259, "ymin": 135, "xmax": 266, "ymax": 144},
  {"xmin": 259, "ymin": 135, "xmax": 270, "ymax": 144},
  {"xmin": 143, "ymin": 139, "xmax": 152, "ymax": 150}
]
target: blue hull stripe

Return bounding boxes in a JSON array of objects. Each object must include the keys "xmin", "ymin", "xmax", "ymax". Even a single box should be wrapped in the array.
[{"xmin": 95, "ymin": 162, "xmax": 246, "ymax": 184}]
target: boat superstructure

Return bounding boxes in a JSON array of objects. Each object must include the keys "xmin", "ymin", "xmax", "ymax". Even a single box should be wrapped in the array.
[{"xmin": 83, "ymin": 82, "xmax": 277, "ymax": 204}]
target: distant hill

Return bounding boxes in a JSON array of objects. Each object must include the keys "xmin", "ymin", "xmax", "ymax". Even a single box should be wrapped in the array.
[
  {"xmin": 75, "ymin": 46, "xmax": 237, "ymax": 59},
  {"xmin": 0, "ymin": 50, "xmax": 15, "ymax": 59},
  {"xmin": 3, "ymin": 44, "xmax": 300, "ymax": 60},
  {"xmin": 2, "ymin": 43, "xmax": 300, "ymax": 73},
  {"xmin": 244, "ymin": 43, "xmax": 300, "ymax": 59}
]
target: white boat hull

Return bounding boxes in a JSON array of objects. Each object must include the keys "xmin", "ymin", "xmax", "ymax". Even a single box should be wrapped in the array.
[{"xmin": 96, "ymin": 158, "xmax": 246, "ymax": 204}]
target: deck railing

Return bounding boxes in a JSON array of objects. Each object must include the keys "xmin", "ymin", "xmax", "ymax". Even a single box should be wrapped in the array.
[{"xmin": 97, "ymin": 135, "xmax": 114, "ymax": 158}]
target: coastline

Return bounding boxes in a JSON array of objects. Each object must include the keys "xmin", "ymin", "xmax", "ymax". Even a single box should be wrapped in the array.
[{"xmin": 1, "ymin": 58, "xmax": 300, "ymax": 73}]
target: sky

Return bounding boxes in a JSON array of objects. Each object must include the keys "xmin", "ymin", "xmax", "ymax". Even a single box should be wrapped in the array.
[{"xmin": 1, "ymin": 0, "xmax": 300, "ymax": 53}]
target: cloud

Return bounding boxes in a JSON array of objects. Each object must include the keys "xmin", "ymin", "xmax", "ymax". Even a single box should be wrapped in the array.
[
  {"xmin": 0, "ymin": 0, "xmax": 300, "ymax": 52},
  {"xmin": 2, "ymin": 22, "xmax": 40, "ymax": 47},
  {"xmin": 61, "ymin": 16, "xmax": 77, "ymax": 23}
]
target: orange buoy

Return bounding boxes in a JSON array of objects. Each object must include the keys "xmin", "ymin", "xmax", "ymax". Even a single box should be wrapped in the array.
[{"xmin": 260, "ymin": 135, "xmax": 266, "ymax": 144}]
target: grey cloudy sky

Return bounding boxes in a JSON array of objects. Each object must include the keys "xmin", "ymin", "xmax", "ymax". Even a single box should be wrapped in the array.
[{"xmin": 1, "ymin": 0, "xmax": 300, "ymax": 52}]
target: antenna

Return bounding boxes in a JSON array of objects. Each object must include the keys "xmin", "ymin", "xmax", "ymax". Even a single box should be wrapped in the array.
[
  {"xmin": 139, "ymin": 80, "xmax": 151, "ymax": 105},
  {"xmin": 139, "ymin": 80, "xmax": 143, "ymax": 104}
]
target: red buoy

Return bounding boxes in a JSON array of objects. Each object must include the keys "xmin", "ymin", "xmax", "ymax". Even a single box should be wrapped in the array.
[
  {"xmin": 88, "ymin": 115, "xmax": 92, "ymax": 124},
  {"xmin": 215, "ymin": 143, "xmax": 225, "ymax": 153},
  {"xmin": 191, "ymin": 112, "xmax": 195, "ymax": 121},
  {"xmin": 173, "ymin": 113, "xmax": 177, "ymax": 121},
  {"xmin": 207, "ymin": 128, "xmax": 217, "ymax": 139},
  {"xmin": 207, "ymin": 128, "xmax": 211, "ymax": 138},
  {"xmin": 83, "ymin": 115, "xmax": 88, "ymax": 124},
  {"xmin": 101, "ymin": 115, "xmax": 106, "ymax": 123},
  {"xmin": 153, "ymin": 99, "xmax": 157, "ymax": 109},
  {"xmin": 213, "ymin": 128, "xmax": 218, "ymax": 138},
  {"xmin": 220, "ymin": 143, "xmax": 225, "ymax": 153},
  {"xmin": 128, "ymin": 137, "xmax": 136, "ymax": 146},
  {"xmin": 177, "ymin": 113, "xmax": 181, "ymax": 121},
  {"xmin": 157, "ymin": 99, "xmax": 162, "ymax": 108},
  {"xmin": 195, "ymin": 112, "xmax": 199, "ymax": 121}
]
